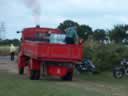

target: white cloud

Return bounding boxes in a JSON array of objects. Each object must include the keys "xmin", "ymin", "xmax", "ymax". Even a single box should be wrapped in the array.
[{"xmin": 0, "ymin": 0, "xmax": 128, "ymax": 39}]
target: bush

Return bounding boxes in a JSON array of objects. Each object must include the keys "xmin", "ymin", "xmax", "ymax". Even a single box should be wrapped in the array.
[{"xmin": 84, "ymin": 42, "xmax": 128, "ymax": 72}]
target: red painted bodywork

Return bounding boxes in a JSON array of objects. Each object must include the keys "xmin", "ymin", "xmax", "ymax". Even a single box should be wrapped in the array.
[
  {"xmin": 47, "ymin": 66, "xmax": 71, "ymax": 77},
  {"xmin": 22, "ymin": 41, "xmax": 83, "ymax": 62},
  {"xmin": 22, "ymin": 27, "xmax": 61, "ymax": 40},
  {"xmin": 18, "ymin": 27, "xmax": 83, "ymax": 78}
]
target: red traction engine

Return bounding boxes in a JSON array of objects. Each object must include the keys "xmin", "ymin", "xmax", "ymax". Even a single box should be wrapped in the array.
[{"xmin": 18, "ymin": 26, "xmax": 83, "ymax": 80}]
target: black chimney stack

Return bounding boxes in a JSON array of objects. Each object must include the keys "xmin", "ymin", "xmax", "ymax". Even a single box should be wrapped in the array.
[{"xmin": 36, "ymin": 25, "xmax": 40, "ymax": 28}]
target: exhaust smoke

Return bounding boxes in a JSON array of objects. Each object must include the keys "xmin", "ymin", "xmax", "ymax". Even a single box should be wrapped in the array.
[{"xmin": 23, "ymin": 0, "xmax": 41, "ymax": 25}]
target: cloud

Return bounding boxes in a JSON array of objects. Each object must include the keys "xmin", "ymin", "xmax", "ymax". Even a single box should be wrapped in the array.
[
  {"xmin": 0, "ymin": 0, "xmax": 128, "ymax": 39},
  {"xmin": 42, "ymin": 0, "xmax": 128, "ymax": 13}
]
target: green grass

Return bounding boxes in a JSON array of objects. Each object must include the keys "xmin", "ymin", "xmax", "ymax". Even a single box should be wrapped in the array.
[
  {"xmin": 0, "ymin": 46, "xmax": 18, "ymax": 56},
  {"xmin": 0, "ymin": 46, "xmax": 10, "ymax": 56},
  {"xmin": 0, "ymin": 72, "xmax": 128, "ymax": 96}
]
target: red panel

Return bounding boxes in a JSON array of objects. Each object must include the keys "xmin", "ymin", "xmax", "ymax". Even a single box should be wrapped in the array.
[
  {"xmin": 38, "ymin": 45, "xmax": 50, "ymax": 57},
  {"xmin": 21, "ymin": 27, "xmax": 83, "ymax": 62},
  {"xmin": 71, "ymin": 46, "xmax": 83, "ymax": 60},
  {"xmin": 22, "ymin": 27, "xmax": 62, "ymax": 40},
  {"xmin": 30, "ymin": 59, "xmax": 40, "ymax": 70},
  {"xmin": 22, "ymin": 41, "xmax": 83, "ymax": 62},
  {"xmin": 23, "ymin": 41, "xmax": 38, "ymax": 57},
  {"xmin": 18, "ymin": 55, "xmax": 26, "ymax": 68},
  {"xmin": 50, "ymin": 45, "xmax": 71, "ymax": 58},
  {"xmin": 47, "ymin": 66, "xmax": 68, "ymax": 77}
]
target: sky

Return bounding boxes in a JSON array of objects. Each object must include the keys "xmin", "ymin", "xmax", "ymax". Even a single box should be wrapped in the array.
[{"xmin": 0, "ymin": 0, "xmax": 128, "ymax": 39}]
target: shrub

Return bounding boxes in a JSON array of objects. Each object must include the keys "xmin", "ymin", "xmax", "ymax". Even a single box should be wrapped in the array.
[{"xmin": 84, "ymin": 42, "xmax": 128, "ymax": 72}]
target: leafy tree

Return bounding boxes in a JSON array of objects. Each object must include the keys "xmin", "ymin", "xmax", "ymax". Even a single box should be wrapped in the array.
[
  {"xmin": 77, "ymin": 25, "xmax": 93, "ymax": 40},
  {"xmin": 93, "ymin": 29, "xmax": 106, "ymax": 41},
  {"xmin": 0, "ymin": 39, "xmax": 20, "ymax": 46},
  {"xmin": 57, "ymin": 20, "xmax": 79, "ymax": 32},
  {"xmin": 84, "ymin": 42, "xmax": 128, "ymax": 72},
  {"xmin": 109, "ymin": 24, "xmax": 128, "ymax": 43}
]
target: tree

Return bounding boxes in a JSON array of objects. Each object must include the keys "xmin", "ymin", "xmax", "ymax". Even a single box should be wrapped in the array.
[
  {"xmin": 109, "ymin": 24, "xmax": 128, "ymax": 43},
  {"xmin": 93, "ymin": 29, "xmax": 106, "ymax": 41},
  {"xmin": 0, "ymin": 39, "xmax": 20, "ymax": 46},
  {"xmin": 57, "ymin": 20, "xmax": 93, "ymax": 40},
  {"xmin": 77, "ymin": 25, "xmax": 93, "ymax": 40},
  {"xmin": 57, "ymin": 20, "xmax": 79, "ymax": 32}
]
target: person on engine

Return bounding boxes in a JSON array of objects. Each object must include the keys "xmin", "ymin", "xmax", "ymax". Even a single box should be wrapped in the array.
[{"xmin": 64, "ymin": 26, "xmax": 79, "ymax": 44}]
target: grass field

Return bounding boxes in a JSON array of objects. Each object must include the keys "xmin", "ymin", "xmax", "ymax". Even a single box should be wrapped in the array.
[
  {"xmin": 0, "ymin": 46, "xmax": 18, "ymax": 56},
  {"xmin": 0, "ymin": 45, "xmax": 128, "ymax": 96},
  {"xmin": 0, "ymin": 71, "xmax": 128, "ymax": 96},
  {"xmin": 0, "ymin": 46, "xmax": 10, "ymax": 56}
]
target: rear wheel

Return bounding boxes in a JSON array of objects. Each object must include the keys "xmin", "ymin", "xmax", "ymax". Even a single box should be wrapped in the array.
[
  {"xmin": 19, "ymin": 68, "xmax": 24, "ymax": 75},
  {"xmin": 35, "ymin": 71, "xmax": 40, "ymax": 80},
  {"xmin": 30, "ymin": 70, "xmax": 35, "ymax": 80},
  {"xmin": 28, "ymin": 59, "xmax": 41, "ymax": 80},
  {"xmin": 113, "ymin": 67, "xmax": 124, "ymax": 79},
  {"xmin": 62, "ymin": 72, "xmax": 73, "ymax": 81}
]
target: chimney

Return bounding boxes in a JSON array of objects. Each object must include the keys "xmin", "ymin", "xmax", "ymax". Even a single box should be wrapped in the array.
[{"xmin": 36, "ymin": 25, "xmax": 40, "ymax": 28}]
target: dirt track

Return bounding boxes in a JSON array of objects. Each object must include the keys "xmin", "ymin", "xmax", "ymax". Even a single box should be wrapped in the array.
[{"xmin": 0, "ymin": 56, "xmax": 17, "ymax": 73}]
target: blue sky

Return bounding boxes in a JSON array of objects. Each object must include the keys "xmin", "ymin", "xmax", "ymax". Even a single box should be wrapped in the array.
[{"xmin": 0, "ymin": 0, "xmax": 128, "ymax": 39}]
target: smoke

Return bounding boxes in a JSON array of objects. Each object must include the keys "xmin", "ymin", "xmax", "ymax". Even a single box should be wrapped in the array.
[{"xmin": 23, "ymin": 0, "xmax": 41, "ymax": 25}]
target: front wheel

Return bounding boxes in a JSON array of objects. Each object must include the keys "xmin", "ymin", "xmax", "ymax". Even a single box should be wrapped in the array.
[
  {"xmin": 61, "ymin": 72, "xmax": 73, "ymax": 81},
  {"xmin": 125, "ymin": 68, "xmax": 128, "ymax": 76},
  {"xmin": 29, "ymin": 70, "xmax": 40, "ymax": 80},
  {"xmin": 113, "ymin": 67, "xmax": 124, "ymax": 79}
]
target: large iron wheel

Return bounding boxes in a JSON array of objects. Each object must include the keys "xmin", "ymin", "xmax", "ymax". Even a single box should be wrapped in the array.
[
  {"xmin": 19, "ymin": 68, "xmax": 24, "ymax": 75},
  {"xmin": 61, "ymin": 72, "xmax": 73, "ymax": 81}
]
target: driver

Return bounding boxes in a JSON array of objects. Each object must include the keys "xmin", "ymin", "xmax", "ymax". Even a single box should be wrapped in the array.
[{"xmin": 64, "ymin": 26, "xmax": 79, "ymax": 44}]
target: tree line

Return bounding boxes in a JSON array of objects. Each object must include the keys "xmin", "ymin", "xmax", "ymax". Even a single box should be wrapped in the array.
[
  {"xmin": 1, "ymin": 20, "xmax": 128, "ymax": 46},
  {"xmin": 0, "ymin": 39, "xmax": 20, "ymax": 46},
  {"xmin": 58, "ymin": 20, "xmax": 128, "ymax": 44}
]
